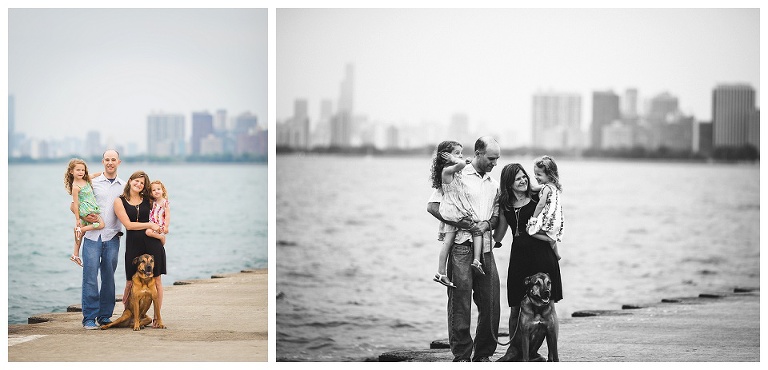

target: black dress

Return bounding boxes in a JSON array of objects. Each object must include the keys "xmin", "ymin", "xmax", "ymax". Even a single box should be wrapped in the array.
[
  {"xmin": 122, "ymin": 196, "xmax": 167, "ymax": 281},
  {"xmin": 504, "ymin": 199, "xmax": 563, "ymax": 307}
]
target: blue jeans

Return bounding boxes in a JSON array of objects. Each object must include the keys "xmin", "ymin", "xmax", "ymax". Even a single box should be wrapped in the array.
[
  {"xmin": 447, "ymin": 242, "xmax": 500, "ymax": 361},
  {"xmin": 81, "ymin": 235, "xmax": 120, "ymax": 324}
]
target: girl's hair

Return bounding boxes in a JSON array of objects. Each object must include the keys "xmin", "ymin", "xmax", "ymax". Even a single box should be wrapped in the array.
[
  {"xmin": 149, "ymin": 180, "xmax": 168, "ymax": 200},
  {"xmin": 64, "ymin": 158, "xmax": 91, "ymax": 195},
  {"xmin": 499, "ymin": 163, "xmax": 534, "ymax": 211},
  {"xmin": 430, "ymin": 140, "xmax": 462, "ymax": 189},
  {"xmin": 534, "ymin": 155, "xmax": 562, "ymax": 191},
  {"xmin": 121, "ymin": 171, "xmax": 152, "ymax": 200}
]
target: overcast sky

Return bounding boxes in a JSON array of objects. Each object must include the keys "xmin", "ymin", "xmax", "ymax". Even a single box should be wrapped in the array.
[
  {"xmin": 278, "ymin": 8, "xmax": 759, "ymax": 144},
  {"xmin": 8, "ymin": 8, "xmax": 267, "ymax": 152}
]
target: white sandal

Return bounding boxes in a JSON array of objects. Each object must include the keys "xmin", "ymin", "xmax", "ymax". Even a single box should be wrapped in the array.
[
  {"xmin": 433, "ymin": 273, "xmax": 456, "ymax": 288},
  {"xmin": 70, "ymin": 254, "xmax": 83, "ymax": 267}
]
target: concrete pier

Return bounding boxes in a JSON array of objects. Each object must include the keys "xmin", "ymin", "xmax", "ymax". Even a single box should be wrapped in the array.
[
  {"xmin": 8, "ymin": 269, "xmax": 268, "ymax": 362},
  {"xmin": 380, "ymin": 288, "xmax": 760, "ymax": 362}
]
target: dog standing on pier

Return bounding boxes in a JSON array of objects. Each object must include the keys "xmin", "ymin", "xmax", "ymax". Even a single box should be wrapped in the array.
[
  {"xmin": 100, "ymin": 254, "xmax": 165, "ymax": 331},
  {"xmin": 498, "ymin": 272, "xmax": 559, "ymax": 361}
]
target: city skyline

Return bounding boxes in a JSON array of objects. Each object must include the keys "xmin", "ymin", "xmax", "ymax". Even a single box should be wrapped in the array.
[
  {"xmin": 8, "ymin": 8, "xmax": 268, "ymax": 153},
  {"xmin": 278, "ymin": 8, "xmax": 759, "ymax": 145}
]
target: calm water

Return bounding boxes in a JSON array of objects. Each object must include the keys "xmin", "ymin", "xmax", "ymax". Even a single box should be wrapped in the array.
[
  {"xmin": 8, "ymin": 163, "xmax": 268, "ymax": 325},
  {"xmin": 276, "ymin": 154, "xmax": 759, "ymax": 361}
]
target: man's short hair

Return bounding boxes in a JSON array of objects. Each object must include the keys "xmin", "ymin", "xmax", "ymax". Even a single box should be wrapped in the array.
[
  {"xmin": 474, "ymin": 136, "xmax": 497, "ymax": 154},
  {"xmin": 103, "ymin": 149, "xmax": 120, "ymax": 159}
]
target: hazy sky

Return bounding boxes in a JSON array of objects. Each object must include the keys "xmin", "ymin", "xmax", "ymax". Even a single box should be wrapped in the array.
[
  {"xmin": 278, "ymin": 8, "xmax": 759, "ymax": 143},
  {"xmin": 9, "ymin": 8, "xmax": 268, "ymax": 152}
]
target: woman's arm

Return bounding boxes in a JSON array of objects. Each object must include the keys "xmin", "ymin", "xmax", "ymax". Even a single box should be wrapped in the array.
[
  {"xmin": 493, "ymin": 212, "xmax": 509, "ymax": 243},
  {"xmin": 532, "ymin": 186, "xmax": 550, "ymax": 218},
  {"xmin": 532, "ymin": 233, "xmax": 554, "ymax": 244},
  {"xmin": 113, "ymin": 198, "xmax": 161, "ymax": 231}
]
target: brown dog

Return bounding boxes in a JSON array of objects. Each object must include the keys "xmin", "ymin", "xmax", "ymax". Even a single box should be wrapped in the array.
[
  {"xmin": 498, "ymin": 272, "xmax": 559, "ymax": 362},
  {"xmin": 100, "ymin": 254, "xmax": 165, "ymax": 331}
]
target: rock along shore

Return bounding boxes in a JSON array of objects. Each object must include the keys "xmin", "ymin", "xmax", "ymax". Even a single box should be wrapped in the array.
[
  {"xmin": 8, "ymin": 269, "xmax": 268, "ymax": 362},
  {"xmin": 380, "ymin": 287, "xmax": 760, "ymax": 362}
]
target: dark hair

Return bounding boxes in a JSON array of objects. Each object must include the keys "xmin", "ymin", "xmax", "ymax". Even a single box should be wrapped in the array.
[
  {"xmin": 499, "ymin": 163, "xmax": 534, "ymax": 211},
  {"xmin": 121, "ymin": 171, "xmax": 151, "ymax": 200},
  {"xmin": 534, "ymin": 155, "xmax": 562, "ymax": 191},
  {"xmin": 430, "ymin": 140, "xmax": 462, "ymax": 189}
]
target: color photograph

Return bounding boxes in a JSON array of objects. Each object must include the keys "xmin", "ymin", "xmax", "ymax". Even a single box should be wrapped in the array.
[
  {"xmin": 276, "ymin": 8, "xmax": 759, "ymax": 362},
  {"xmin": 7, "ymin": 8, "xmax": 268, "ymax": 362}
]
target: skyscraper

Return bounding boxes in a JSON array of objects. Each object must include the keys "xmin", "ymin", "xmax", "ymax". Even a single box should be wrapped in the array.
[
  {"xmin": 622, "ymin": 88, "xmax": 638, "ymax": 118},
  {"xmin": 338, "ymin": 63, "xmax": 354, "ymax": 115},
  {"xmin": 331, "ymin": 64, "xmax": 354, "ymax": 147},
  {"xmin": 712, "ymin": 84, "xmax": 757, "ymax": 148},
  {"xmin": 147, "ymin": 113, "xmax": 185, "ymax": 157},
  {"xmin": 532, "ymin": 92, "xmax": 582, "ymax": 150},
  {"xmin": 648, "ymin": 92, "xmax": 679, "ymax": 124},
  {"xmin": 292, "ymin": 99, "xmax": 309, "ymax": 149},
  {"xmin": 85, "ymin": 130, "xmax": 101, "ymax": 158},
  {"xmin": 214, "ymin": 109, "xmax": 228, "ymax": 132},
  {"xmin": 591, "ymin": 90, "xmax": 620, "ymax": 150},
  {"xmin": 191, "ymin": 111, "xmax": 214, "ymax": 155}
]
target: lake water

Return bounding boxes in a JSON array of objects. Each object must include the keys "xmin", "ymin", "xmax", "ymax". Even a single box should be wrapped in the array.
[
  {"xmin": 8, "ymin": 163, "xmax": 268, "ymax": 325},
  {"xmin": 276, "ymin": 154, "xmax": 759, "ymax": 361}
]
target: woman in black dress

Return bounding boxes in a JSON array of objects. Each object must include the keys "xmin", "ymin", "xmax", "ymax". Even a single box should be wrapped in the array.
[
  {"xmin": 493, "ymin": 163, "xmax": 563, "ymax": 359},
  {"xmin": 113, "ymin": 170, "xmax": 166, "ymax": 326}
]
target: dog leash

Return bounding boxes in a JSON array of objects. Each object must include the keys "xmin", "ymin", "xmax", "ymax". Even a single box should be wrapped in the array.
[{"xmin": 491, "ymin": 299, "xmax": 520, "ymax": 346}]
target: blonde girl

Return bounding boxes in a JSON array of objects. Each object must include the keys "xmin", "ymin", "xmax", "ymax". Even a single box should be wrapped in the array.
[
  {"xmin": 146, "ymin": 180, "xmax": 170, "ymax": 245},
  {"xmin": 64, "ymin": 158, "xmax": 105, "ymax": 267},
  {"xmin": 526, "ymin": 155, "xmax": 564, "ymax": 260}
]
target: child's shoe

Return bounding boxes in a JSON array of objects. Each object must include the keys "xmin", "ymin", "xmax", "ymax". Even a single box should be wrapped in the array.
[
  {"xmin": 471, "ymin": 259, "xmax": 485, "ymax": 275},
  {"xmin": 433, "ymin": 273, "xmax": 456, "ymax": 288}
]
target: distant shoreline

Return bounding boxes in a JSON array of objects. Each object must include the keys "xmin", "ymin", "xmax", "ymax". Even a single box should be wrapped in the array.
[{"xmin": 275, "ymin": 151, "xmax": 759, "ymax": 165}]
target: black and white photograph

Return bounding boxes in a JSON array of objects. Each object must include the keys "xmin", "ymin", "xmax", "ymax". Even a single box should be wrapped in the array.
[{"xmin": 276, "ymin": 8, "xmax": 760, "ymax": 362}]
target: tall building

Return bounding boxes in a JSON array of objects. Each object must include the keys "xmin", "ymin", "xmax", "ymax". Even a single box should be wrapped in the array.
[
  {"xmin": 748, "ymin": 110, "xmax": 760, "ymax": 151},
  {"xmin": 292, "ymin": 99, "xmax": 310, "ymax": 149},
  {"xmin": 311, "ymin": 99, "xmax": 333, "ymax": 148},
  {"xmin": 532, "ymin": 92, "xmax": 582, "ymax": 150},
  {"xmin": 233, "ymin": 111, "xmax": 259, "ymax": 135},
  {"xmin": 8, "ymin": 95, "xmax": 15, "ymax": 158},
  {"xmin": 696, "ymin": 121, "xmax": 713, "ymax": 156},
  {"xmin": 591, "ymin": 90, "xmax": 620, "ymax": 150},
  {"xmin": 85, "ymin": 131, "xmax": 101, "ymax": 158},
  {"xmin": 658, "ymin": 116, "xmax": 694, "ymax": 152},
  {"xmin": 712, "ymin": 84, "xmax": 757, "ymax": 148},
  {"xmin": 622, "ymin": 88, "xmax": 638, "ymax": 118},
  {"xmin": 191, "ymin": 111, "xmax": 214, "ymax": 155},
  {"xmin": 648, "ymin": 92, "xmax": 679, "ymax": 124},
  {"xmin": 147, "ymin": 113, "xmax": 185, "ymax": 157},
  {"xmin": 330, "ymin": 112, "xmax": 352, "ymax": 147},
  {"xmin": 331, "ymin": 64, "xmax": 354, "ymax": 147},
  {"xmin": 214, "ymin": 109, "xmax": 228, "ymax": 132}
]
